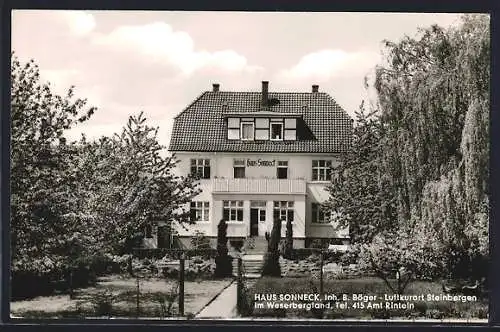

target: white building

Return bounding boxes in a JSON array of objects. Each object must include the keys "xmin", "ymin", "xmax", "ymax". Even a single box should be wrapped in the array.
[{"xmin": 158, "ymin": 81, "xmax": 352, "ymax": 248}]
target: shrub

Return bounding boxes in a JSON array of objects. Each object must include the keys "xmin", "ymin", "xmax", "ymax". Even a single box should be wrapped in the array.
[
  {"xmin": 283, "ymin": 219, "xmax": 293, "ymax": 259},
  {"xmin": 229, "ymin": 240, "xmax": 244, "ymax": 251},
  {"xmin": 161, "ymin": 256, "xmax": 215, "ymax": 280},
  {"xmin": 92, "ymin": 290, "xmax": 115, "ymax": 317},
  {"xmin": 339, "ymin": 249, "xmax": 359, "ymax": 266},
  {"xmin": 261, "ymin": 218, "xmax": 282, "ymax": 277},
  {"xmin": 155, "ymin": 282, "xmax": 178, "ymax": 317},
  {"xmin": 215, "ymin": 219, "xmax": 232, "ymax": 278},
  {"xmin": 190, "ymin": 231, "xmax": 212, "ymax": 250}
]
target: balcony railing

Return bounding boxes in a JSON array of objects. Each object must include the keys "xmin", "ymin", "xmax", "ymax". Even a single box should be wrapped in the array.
[{"xmin": 212, "ymin": 178, "xmax": 306, "ymax": 194}]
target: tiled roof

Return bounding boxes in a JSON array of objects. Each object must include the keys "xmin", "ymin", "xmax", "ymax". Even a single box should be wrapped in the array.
[{"xmin": 168, "ymin": 91, "xmax": 352, "ymax": 153}]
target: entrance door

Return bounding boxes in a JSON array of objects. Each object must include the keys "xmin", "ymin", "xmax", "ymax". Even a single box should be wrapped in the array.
[{"xmin": 250, "ymin": 208, "xmax": 259, "ymax": 237}]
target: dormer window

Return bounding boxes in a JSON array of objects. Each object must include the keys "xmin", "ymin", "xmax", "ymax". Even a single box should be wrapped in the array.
[
  {"xmin": 284, "ymin": 118, "xmax": 297, "ymax": 140},
  {"xmin": 227, "ymin": 117, "xmax": 240, "ymax": 140},
  {"xmin": 226, "ymin": 115, "xmax": 299, "ymax": 141},
  {"xmin": 241, "ymin": 122, "xmax": 254, "ymax": 140},
  {"xmin": 270, "ymin": 122, "xmax": 283, "ymax": 141}
]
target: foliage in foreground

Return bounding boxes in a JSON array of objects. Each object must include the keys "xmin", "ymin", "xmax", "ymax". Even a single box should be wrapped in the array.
[
  {"xmin": 325, "ymin": 14, "xmax": 489, "ymax": 284},
  {"xmin": 10, "ymin": 55, "xmax": 200, "ymax": 298}
]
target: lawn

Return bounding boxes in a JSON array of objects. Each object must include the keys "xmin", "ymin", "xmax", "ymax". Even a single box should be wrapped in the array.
[
  {"xmin": 11, "ymin": 274, "xmax": 233, "ymax": 319},
  {"xmin": 246, "ymin": 277, "xmax": 488, "ymax": 320}
]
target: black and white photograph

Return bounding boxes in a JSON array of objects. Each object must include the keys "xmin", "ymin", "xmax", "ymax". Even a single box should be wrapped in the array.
[{"xmin": 9, "ymin": 10, "xmax": 489, "ymax": 321}]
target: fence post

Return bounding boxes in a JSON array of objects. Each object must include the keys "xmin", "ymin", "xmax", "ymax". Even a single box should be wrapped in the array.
[
  {"xmin": 319, "ymin": 250, "xmax": 324, "ymax": 297},
  {"xmin": 68, "ymin": 266, "xmax": 74, "ymax": 300},
  {"xmin": 237, "ymin": 257, "xmax": 243, "ymax": 314},
  {"xmin": 179, "ymin": 253, "xmax": 185, "ymax": 317},
  {"xmin": 136, "ymin": 275, "xmax": 140, "ymax": 318}
]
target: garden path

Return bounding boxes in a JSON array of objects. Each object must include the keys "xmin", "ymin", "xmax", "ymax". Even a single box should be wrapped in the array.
[{"xmin": 194, "ymin": 281, "xmax": 238, "ymax": 319}]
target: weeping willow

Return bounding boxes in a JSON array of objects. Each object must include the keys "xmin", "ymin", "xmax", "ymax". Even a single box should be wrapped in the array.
[{"xmin": 374, "ymin": 14, "xmax": 489, "ymax": 278}]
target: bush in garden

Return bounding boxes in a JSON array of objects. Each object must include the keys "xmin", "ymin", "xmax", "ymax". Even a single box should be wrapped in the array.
[
  {"xmin": 190, "ymin": 230, "xmax": 212, "ymax": 250},
  {"xmin": 215, "ymin": 219, "xmax": 233, "ymax": 278},
  {"xmin": 283, "ymin": 219, "xmax": 294, "ymax": 259},
  {"xmin": 91, "ymin": 290, "xmax": 115, "ymax": 317},
  {"xmin": 261, "ymin": 217, "xmax": 282, "ymax": 277},
  {"xmin": 161, "ymin": 256, "xmax": 215, "ymax": 280}
]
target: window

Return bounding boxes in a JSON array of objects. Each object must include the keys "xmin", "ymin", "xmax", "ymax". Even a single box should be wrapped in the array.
[
  {"xmin": 191, "ymin": 159, "xmax": 211, "ymax": 179},
  {"xmin": 273, "ymin": 201, "xmax": 294, "ymax": 223},
  {"xmin": 284, "ymin": 118, "xmax": 297, "ymax": 140},
  {"xmin": 233, "ymin": 159, "xmax": 246, "ymax": 178},
  {"xmin": 312, "ymin": 160, "xmax": 332, "ymax": 181},
  {"xmin": 227, "ymin": 117, "xmax": 240, "ymax": 140},
  {"xmin": 312, "ymin": 203, "xmax": 330, "ymax": 223},
  {"xmin": 277, "ymin": 160, "xmax": 288, "ymax": 179},
  {"xmin": 255, "ymin": 118, "xmax": 270, "ymax": 140},
  {"xmin": 223, "ymin": 201, "xmax": 244, "ymax": 222},
  {"xmin": 241, "ymin": 122, "xmax": 254, "ymax": 140},
  {"xmin": 190, "ymin": 201, "xmax": 210, "ymax": 222},
  {"xmin": 270, "ymin": 122, "xmax": 283, "ymax": 140}
]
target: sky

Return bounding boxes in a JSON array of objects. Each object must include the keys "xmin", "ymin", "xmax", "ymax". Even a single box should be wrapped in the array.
[{"xmin": 11, "ymin": 11, "xmax": 463, "ymax": 149}]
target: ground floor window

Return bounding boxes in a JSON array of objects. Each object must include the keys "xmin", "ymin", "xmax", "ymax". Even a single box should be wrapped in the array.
[
  {"xmin": 190, "ymin": 201, "xmax": 210, "ymax": 222},
  {"xmin": 273, "ymin": 201, "xmax": 294, "ymax": 223},
  {"xmin": 223, "ymin": 200, "xmax": 244, "ymax": 222},
  {"xmin": 311, "ymin": 203, "xmax": 330, "ymax": 223}
]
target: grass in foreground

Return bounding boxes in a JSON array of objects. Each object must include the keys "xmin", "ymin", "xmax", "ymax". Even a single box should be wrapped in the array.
[{"xmin": 11, "ymin": 274, "xmax": 233, "ymax": 319}]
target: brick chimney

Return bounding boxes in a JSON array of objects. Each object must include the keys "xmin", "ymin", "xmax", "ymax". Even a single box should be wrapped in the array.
[
  {"xmin": 261, "ymin": 81, "xmax": 269, "ymax": 107},
  {"xmin": 212, "ymin": 83, "xmax": 220, "ymax": 92},
  {"xmin": 312, "ymin": 84, "xmax": 319, "ymax": 93}
]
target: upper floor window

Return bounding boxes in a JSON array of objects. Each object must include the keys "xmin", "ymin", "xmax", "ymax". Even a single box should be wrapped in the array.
[
  {"xmin": 223, "ymin": 200, "xmax": 244, "ymax": 222},
  {"xmin": 270, "ymin": 122, "xmax": 283, "ymax": 140},
  {"xmin": 284, "ymin": 118, "xmax": 297, "ymax": 140},
  {"xmin": 273, "ymin": 201, "xmax": 294, "ymax": 223},
  {"xmin": 311, "ymin": 203, "xmax": 330, "ymax": 224},
  {"xmin": 241, "ymin": 122, "xmax": 254, "ymax": 140},
  {"xmin": 227, "ymin": 116, "xmax": 298, "ymax": 141},
  {"xmin": 190, "ymin": 201, "xmax": 210, "ymax": 222},
  {"xmin": 233, "ymin": 159, "xmax": 246, "ymax": 178},
  {"xmin": 228, "ymin": 118, "xmax": 240, "ymax": 140},
  {"xmin": 312, "ymin": 160, "xmax": 332, "ymax": 181},
  {"xmin": 277, "ymin": 160, "xmax": 288, "ymax": 179},
  {"xmin": 255, "ymin": 118, "xmax": 270, "ymax": 140},
  {"xmin": 191, "ymin": 159, "xmax": 211, "ymax": 179}
]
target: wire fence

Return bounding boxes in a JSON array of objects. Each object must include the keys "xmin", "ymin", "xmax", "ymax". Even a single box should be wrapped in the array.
[{"xmin": 128, "ymin": 248, "xmax": 237, "ymax": 318}]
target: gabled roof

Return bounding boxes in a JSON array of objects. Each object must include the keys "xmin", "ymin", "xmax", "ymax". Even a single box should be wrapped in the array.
[{"xmin": 168, "ymin": 90, "xmax": 352, "ymax": 153}]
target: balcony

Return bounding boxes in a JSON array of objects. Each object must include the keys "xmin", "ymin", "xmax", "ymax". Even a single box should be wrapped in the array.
[{"xmin": 212, "ymin": 178, "xmax": 306, "ymax": 194}]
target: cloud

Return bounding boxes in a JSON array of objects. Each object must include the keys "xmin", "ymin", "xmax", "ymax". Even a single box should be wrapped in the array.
[
  {"xmin": 59, "ymin": 11, "xmax": 96, "ymax": 36},
  {"xmin": 280, "ymin": 49, "xmax": 380, "ymax": 81},
  {"xmin": 92, "ymin": 22, "xmax": 263, "ymax": 76}
]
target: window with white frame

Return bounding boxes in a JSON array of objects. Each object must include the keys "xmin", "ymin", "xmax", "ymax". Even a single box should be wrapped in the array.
[
  {"xmin": 233, "ymin": 159, "xmax": 246, "ymax": 178},
  {"xmin": 190, "ymin": 201, "xmax": 210, "ymax": 222},
  {"xmin": 284, "ymin": 118, "xmax": 297, "ymax": 140},
  {"xmin": 273, "ymin": 201, "xmax": 294, "ymax": 223},
  {"xmin": 312, "ymin": 160, "xmax": 332, "ymax": 181},
  {"xmin": 227, "ymin": 117, "xmax": 240, "ymax": 140},
  {"xmin": 241, "ymin": 122, "xmax": 254, "ymax": 140},
  {"xmin": 277, "ymin": 160, "xmax": 288, "ymax": 179},
  {"xmin": 270, "ymin": 121, "xmax": 283, "ymax": 140},
  {"xmin": 311, "ymin": 203, "xmax": 330, "ymax": 224},
  {"xmin": 223, "ymin": 201, "xmax": 244, "ymax": 222},
  {"xmin": 190, "ymin": 159, "xmax": 211, "ymax": 179},
  {"xmin": 255, "ymin": 118, "xmax": 270, "ymax": 140}
]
